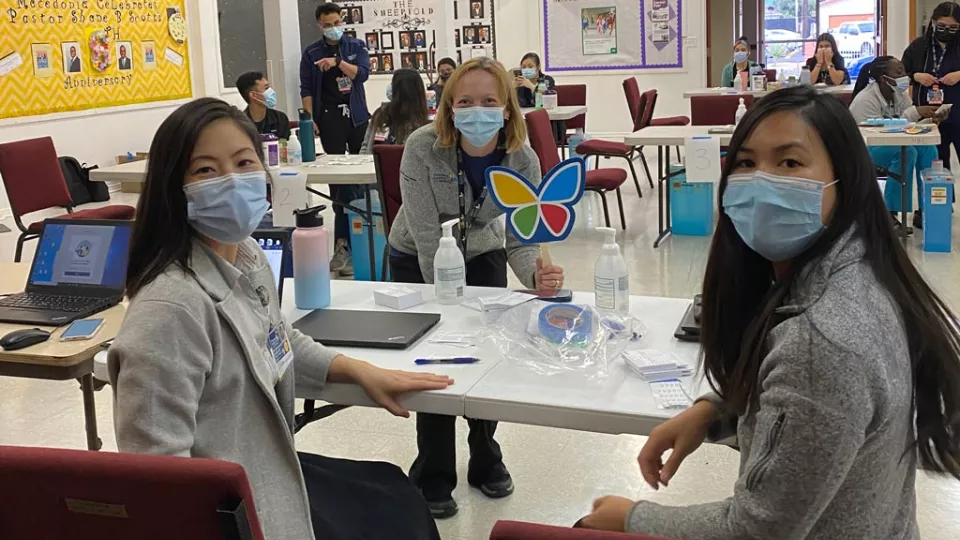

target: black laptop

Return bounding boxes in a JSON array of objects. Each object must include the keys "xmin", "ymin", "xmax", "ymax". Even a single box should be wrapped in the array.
[
  {"xmin": 0, "ymin": 219, "xmax": 133, "ymax": 326},
  {"xmin": 293, "ymin": 309, "xmax": 441, "ymax": 349}
]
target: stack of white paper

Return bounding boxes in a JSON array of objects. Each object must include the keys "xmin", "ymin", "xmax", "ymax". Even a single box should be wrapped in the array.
[
  {"xmin": 463, "ymin": 291, "xmax": 538, "ymax": 324},
  {"xmin": 623, "ymin": 349, "xmax": 693, "ymax": 381}
]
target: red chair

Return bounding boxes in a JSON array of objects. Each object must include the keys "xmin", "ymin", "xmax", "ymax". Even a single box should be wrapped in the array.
[
  {"xmin": 490, "ymin": 520, "xmax": 674, "ymax": 539},
  {"xmin": 0, "ymin": 445, "xmax": 265, "ymax": 540},
  {"xmin": 0, "ymin": 137, "xmax": 136, "ymax": 262},
  {"xmin": 526, "ymin": 109, "xmax": 628, "ymax": 229},
  {"xmin": 690, "ymin": 94, "xmax": 755, "ymax": 126},
  {"xmin": 574, "ymin": 78, "xmax": 650, "ymax": 198},
  {"xmin": 557, "ymin": 84, "xmax": 587, "ymax": 157},
  {"xmin": 373, "ymin": 144, "xmax": 405, "ymax": 278}
]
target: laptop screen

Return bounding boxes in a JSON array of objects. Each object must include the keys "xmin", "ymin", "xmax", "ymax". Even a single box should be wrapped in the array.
[
  {"xmin": 29, "ymin": 222, "xmax": 132, "ymax": 289},
  {"xmin": 256, "ymin": 236, "xmax": 284, "ymax": 292}
]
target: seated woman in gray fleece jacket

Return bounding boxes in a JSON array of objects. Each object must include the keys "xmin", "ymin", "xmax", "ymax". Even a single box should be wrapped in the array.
[
  {"xmin": 108, "ymin": 97, "xmax": 451, "ymax": 540},
  {"xmin": 387, "ymin": 56, "xmax": 566, "ymax": 519},
  {"xmin": 580, "ymin": 87, "xmax": 960, "ymax": 538}
]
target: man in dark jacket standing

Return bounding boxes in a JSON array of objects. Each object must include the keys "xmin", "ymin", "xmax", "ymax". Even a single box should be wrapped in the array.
[{"xmin": 300, "ymin": 2, "xmax": 371, "ymax": 276}]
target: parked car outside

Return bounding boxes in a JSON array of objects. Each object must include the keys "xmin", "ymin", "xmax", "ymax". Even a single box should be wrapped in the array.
[{"xmin": 832, "ymin": 21, "xmax": 876, "ymax": 59}]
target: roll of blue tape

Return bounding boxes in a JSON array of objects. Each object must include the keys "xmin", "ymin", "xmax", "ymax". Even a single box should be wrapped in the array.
[{"xmin": 538, "ymin": 304, "xmax": 592, "ymax": 344}]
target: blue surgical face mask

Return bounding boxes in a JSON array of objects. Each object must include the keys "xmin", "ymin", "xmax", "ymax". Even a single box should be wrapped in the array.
[
  {"xmin": 887, "ymin": 75, "xmax": 911, "ymax": 94},
  {"xmin": 385, "ymin": 83, "xmax": 392, "ymax": 101},
  {"xmin": 184, "ymin": 171, "xmax": 269, "ymax": 244},
  {"xmin": 323, "ymin": 26, "xmax": 344, "ymax": 41},
  {"xmin": 453, "ymin": 106, "xmax": 505, "ymax": 147},
  {"xmin": 262, "ymin": 87, "xmax": 277, "ymax": 109},
  {"xmin": 733, "ymin": 51, "xmax": 749, "ymax": 64},
  {"xmin": 521, "ymin": 67, "xmax": 537, "ymax": 79},
  {"xmin": 722, "ymin": 172, "xmax": 838, "ymax": 262}
]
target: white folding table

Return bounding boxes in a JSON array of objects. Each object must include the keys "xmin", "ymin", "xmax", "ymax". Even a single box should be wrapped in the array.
[
  {"xmin": 283, "ymin": 280, "xmax": 701, "ymax": 436},
  {"xmin": 623, "ymin": 125, "xmax": 942, "ymax": 247},
  {"xmin": 682, "ymin": 84, "xmax": 855, "ymax": 98}
]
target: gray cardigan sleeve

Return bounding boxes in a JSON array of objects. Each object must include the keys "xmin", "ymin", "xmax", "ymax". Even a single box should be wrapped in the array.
[
  {"xmin": 108, "ymin": 299, "xmax": 213, "ymax": 457},
  {"xmin": 626, "ymin": 316, "xmax": 873, "ymax": 539},
  {"xmin": 397, "ymin": 141, "xmax": 443, "ymax": 283}
]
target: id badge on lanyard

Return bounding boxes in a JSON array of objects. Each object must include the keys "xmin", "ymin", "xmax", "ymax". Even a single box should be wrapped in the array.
[
  {"xmin": 267, "ymin": 323, "xmax": 294, "ymax": 380},
  {"xmin": 930, "ymin": 48, "xmax": 946, "ymax": 104},
  {"xmin": 456, "ymin": 146, "xmax": 487, "ymax": 257}
]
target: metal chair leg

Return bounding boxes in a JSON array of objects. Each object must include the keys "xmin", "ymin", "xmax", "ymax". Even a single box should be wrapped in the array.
[
  {"xmin": 598, "ymin": 191, "xmax": 611, "ymax": 227},
  {"xmin": 639, "ymin": 152, "xmax": 654, "ymax": 189},
  {"xmin": 615, "ymin": 188, "xmax": 627, "ymax": 230},
  {"xmin": 625, "ymin": 157, "xmax": 645, "ymax": 195},
  {"xmin": 595, "ymin": 155, "xmax": 601, "ymax": 169},
  {"xmin": 14, "ymin": 233, "xmax": 27, "ymax": 263}
]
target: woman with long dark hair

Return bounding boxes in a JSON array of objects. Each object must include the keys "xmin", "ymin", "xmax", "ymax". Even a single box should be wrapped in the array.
[
  {"xmin": 514, "ymin": 52, "xmax": 555, "ymax": 108},
  {"xmin": 805, "ymin": 33, "xmax": 849, "ymax": 85},
  {"xmin": 360, "ymin": 68, "xmax": 430, "ymax": 152},
  {"xmin": 110, "ymin": 97, "xmax": 451, "ymax": 540},
  {"xmin": 904, "ymin": 1, "xmax": 960, "ymax": 167},
  {"xmin": 580, "ymin": 86, "xmax": 960, "ymax": 538},
  {"xmin": 850, "ymin": 55, "xmax": 942, "ymax": 230}
]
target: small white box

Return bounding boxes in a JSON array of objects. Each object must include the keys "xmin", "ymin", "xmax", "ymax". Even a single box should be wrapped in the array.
[{"xmin": 374, "ymin": 287, "xmax": 424, "ymax": 310}]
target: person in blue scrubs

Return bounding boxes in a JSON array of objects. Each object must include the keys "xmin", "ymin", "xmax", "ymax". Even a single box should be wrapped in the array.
[{"xmin": 849, "ymin": 56, "xmax": 944, "ymax": 231}]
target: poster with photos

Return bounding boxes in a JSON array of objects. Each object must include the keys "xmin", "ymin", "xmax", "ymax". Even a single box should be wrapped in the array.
[
  {"xmin": 542, "ymin": 0, "xmax": 682, "ymax": 71},
  {"xmin": 321, "ymin": 0, "xmax": 497, "ymax": 75}
]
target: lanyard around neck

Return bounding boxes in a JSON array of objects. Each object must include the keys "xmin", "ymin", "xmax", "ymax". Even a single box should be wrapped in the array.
[{"xmin": 456, "ymin": 143, "xmax": 489, "ymax": 257}]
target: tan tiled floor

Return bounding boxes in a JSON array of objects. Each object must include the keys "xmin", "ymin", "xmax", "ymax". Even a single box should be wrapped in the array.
[{"xmin": 1, "ymin": 175, "xmax": 959, "ymax": 539}]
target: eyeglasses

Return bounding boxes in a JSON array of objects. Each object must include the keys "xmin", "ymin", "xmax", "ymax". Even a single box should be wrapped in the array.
[
  {"xmin": 319, "ymin": 21, "xmax": 344, "ymax": 29},
  {"xmin": 935, "ymin": 23, "xmax": 960, "ymax": 33}
]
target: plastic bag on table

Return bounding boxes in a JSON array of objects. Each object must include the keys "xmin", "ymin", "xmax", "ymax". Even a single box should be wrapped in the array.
[{"xmin": 482, "ymin": 300, "xmax": 645, "ymax": 379}]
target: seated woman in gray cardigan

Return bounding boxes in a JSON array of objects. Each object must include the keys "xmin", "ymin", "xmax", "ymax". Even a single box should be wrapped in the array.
[{"xmin": 108, "ymin": 97, "xmax": 450, "ymax": 540}]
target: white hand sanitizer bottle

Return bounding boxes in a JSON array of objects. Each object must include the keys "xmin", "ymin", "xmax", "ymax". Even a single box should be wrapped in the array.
[
  {"xmin": 435, "ymin": 218, "xmax": 466, "ymax": 304},
  {"xmin": 735, "ymin": 97, "xmax": 747, "ymax": 126},
  {"xmin": 594, "ymin": 227, "xmax": 629, "ymax": 312},
  {"xmin": 287, "ymin": 129, "xmax": 303, "ymax": 166}
]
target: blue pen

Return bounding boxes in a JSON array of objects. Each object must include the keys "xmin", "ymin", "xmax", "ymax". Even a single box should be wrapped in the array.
[{"xmin": 415, "ymin": 357, "xmax": 480, "ymax": 365}]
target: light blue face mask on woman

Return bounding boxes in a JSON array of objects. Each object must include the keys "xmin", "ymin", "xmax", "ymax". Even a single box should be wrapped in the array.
[
  {"xmin": 722, "ymin": 171, "xmax": 837, "ymax": 262},
  {"xmin": 184, "ymin": 171, "xmax": 269, "ymax": 244},
  {"xmin": 453, "ymin": 106, "xmax": 504, "ymax": 147},
  {"xmin": 733, "ymin": 51, "xmax": 749, "ymax": 64},
  {"xmin": 887, "ymin": 75, "xmax": 911, "ymax": 94},
  {"xmin": 385, "ymin": 83, "xmax": 392, "ymax": 101},
  {"xmin": 521, "ymin": 67, "xmax": 537, "ymax": 79}
]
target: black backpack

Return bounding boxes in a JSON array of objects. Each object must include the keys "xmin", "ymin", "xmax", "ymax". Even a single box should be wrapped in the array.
[{"xmin": 58, "ymin": 156, "xmax": 110, "ymax": 208}]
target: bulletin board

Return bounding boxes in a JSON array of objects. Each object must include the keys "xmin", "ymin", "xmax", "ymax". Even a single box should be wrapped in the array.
[
  {"xmin": 543, "ymin": 0, "xmax": 682, "ymax": 71},
  {"xmin": 0, "ymin": 1, "xmax": 193, "ymax": 120},
  {"xmin": 329, "ymin": 0, "xmax": 497, "ymax": 75}
]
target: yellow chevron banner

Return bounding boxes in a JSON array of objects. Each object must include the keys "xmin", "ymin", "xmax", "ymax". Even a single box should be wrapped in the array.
[{"xmin": 0, "ymin": 1, "xmax": 192, "ymax": 120}]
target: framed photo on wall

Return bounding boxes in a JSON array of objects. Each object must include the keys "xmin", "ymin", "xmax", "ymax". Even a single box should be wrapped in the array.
[
  {"xmin": 380, "ymin": 32, "xmax": 394, "ymax": 51},
  {"xmin": 365, "ymin": 32, "xmax": 379, "ymax": 51},
  {"xmin": 381, "ymin": 52, "xmax": 394, "ymax": 71}
]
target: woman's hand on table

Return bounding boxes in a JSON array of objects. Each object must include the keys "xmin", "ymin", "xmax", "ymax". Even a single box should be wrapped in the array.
[
  {"xmin": 915, "ymin": 72, "xmax": 938, "ymax": 87},
  {"xmin": 579, "ymin": 496, "xmax": 635, "ymax": 531},
  {"xmin": 534, "ymin": 257, "xmax": 565, "ymax": 295},
  {"xmin": 329, "ymin": 356, "xmax": 453, "ymax": 417},
  {"xmin": 941, "ymin": 71, "xmax": 960, "ymax": 86},
  {"xmin": 637, "ymin": 399, "xmax": 718, "ymax": 489}
]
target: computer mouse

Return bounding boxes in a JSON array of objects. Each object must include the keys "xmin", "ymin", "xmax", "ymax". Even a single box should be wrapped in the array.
[{"xmin": 0, "ymin": 328, "xmax": 52, "ymax": 351}]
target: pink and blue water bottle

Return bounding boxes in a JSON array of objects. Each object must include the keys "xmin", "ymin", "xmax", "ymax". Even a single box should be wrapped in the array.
[{"xmin": 292, "ymin": 205, "xmax": 330, "ymax": 309}]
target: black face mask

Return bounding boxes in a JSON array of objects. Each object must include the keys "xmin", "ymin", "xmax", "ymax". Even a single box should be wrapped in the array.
[{"xmin": 935, "ymin": 29, "xmax": 957, "ymax": 43}]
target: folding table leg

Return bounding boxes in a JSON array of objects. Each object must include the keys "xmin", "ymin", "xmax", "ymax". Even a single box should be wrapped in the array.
[
  {"xmin": 900, "ymin": 146, "xmax": 908, "ymax": 242},
  {"xmin": 80, "ymin": 373, "xmax": 101, "ymax": 451}
]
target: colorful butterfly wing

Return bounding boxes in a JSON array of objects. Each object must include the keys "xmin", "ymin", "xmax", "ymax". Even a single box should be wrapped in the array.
[
  {"xmin": 531, "ymin": 158, "xmax": 586, "ymax": 240},
  {"xmin": 486, "ymin": 167, "xmax": 540, "ymax": 240},
  {"xmin": 539, "ymin": 204, "xmax": 571, "ymax": 237},
  {"xmin": 486, "ymin": 168, "xmax": 538, "ymax": 208},
  {"xmin": 538, "ymin": 158, "xmax": 587, "ymax": 205}
]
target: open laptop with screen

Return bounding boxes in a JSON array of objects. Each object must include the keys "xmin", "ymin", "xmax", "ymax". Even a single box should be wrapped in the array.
[
  {"xmin": 252, "ymin": 229, "xmax": 290, "ymax": 305},
  {"xmin": 0, "ymin": 219, "xmax": 133, "ymax": 326}
]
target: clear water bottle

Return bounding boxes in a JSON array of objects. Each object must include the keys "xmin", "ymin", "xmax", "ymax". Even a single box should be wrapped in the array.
[
  {"xmin": 535, "ymin": 82, "xmax": 546, "ymax": 109},
  {"xmin": 799, "ymin": 66, "xmax": 811, "ymax": 85}
]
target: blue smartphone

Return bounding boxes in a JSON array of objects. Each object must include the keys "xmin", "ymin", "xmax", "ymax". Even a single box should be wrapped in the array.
[{"xmin": 60, "ymin": 318, "xmax": 105, "ymax": 342}]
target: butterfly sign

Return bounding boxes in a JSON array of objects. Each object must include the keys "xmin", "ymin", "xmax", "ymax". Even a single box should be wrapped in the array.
[{"xmin": 485, "ymin": 157, "xmax": 586, "ymax": 266}]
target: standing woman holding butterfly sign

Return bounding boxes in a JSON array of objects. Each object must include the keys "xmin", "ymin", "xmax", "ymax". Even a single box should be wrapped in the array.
[{"xmin": 388, "ymin": 56, "xmax": 566, "ymax": 519}]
